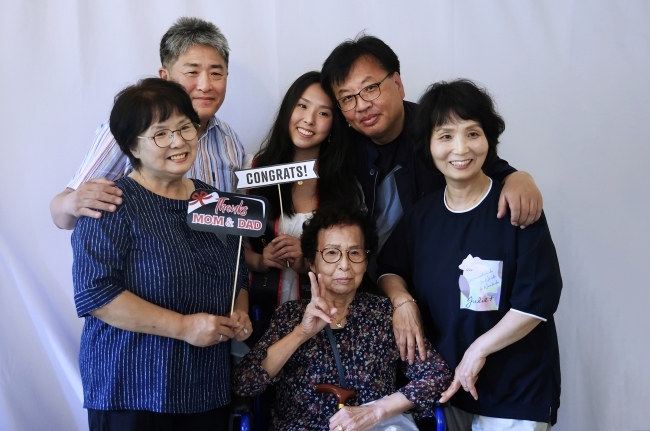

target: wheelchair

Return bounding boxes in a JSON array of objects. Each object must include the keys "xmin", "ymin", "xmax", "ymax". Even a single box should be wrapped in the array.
[{"xmin": 231, "ymin": 306, "xmax": 447, "ymax": 431}]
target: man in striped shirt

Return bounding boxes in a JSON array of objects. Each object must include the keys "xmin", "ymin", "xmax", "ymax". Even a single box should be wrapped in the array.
[{"xmin": 50, "ymin": 17, "xmax": 246, "ymax": 230}]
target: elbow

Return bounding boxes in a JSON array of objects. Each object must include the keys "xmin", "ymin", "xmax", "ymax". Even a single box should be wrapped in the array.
[
  {"xmin": 232, "ymin": 367, "xmax": 267, "ymax": 397},
  {"xmin": 50, "ymin": 191, "xmax": 76, "ymax": 230}
]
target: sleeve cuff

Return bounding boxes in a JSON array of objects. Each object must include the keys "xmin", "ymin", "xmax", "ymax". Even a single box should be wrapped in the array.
[
  {"xmin": 510, "ymin": 308, "xmax": 547, "ymax": 322},
  {"xmin": 74, "ymin": 285, "xmax": 126, "ymax": 317},
  {"xmin": 376, "ymin": 273, "xmax": 401, "ymax": 283}
]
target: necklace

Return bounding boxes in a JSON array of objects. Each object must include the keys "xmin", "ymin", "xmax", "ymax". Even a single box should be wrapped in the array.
[
  {"xmin": 297, "ymin": 180, "xmax": 304, "ymax": 186},
  {"xmin": 333, "ymin": 308, "xmax": 349, "ymax": 328},
  {"xmin": 138, "ymin": 171, "xmax": 188, "ymax": 199}
]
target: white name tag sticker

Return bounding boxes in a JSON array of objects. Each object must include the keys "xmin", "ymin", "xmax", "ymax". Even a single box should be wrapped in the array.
[
  {"xmin": 458, "ymin": 254, "xmax": 502, "ymax": 311},
  {"xmin": 235, "ymin": 160, "xmax": 318, "ymax": 189}
]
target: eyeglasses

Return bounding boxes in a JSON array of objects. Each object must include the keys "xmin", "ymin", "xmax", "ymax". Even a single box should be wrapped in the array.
[
  {"xmin": 137, "ymin": 122, "xmax": 199, "ymax": 148},
  {"xmin": 317, "ymin": 247, "xmax": 369, "ymax": 264},
  {"xmin": 336, "ymin": 73, "xmax": 392, "ymax": 112}
]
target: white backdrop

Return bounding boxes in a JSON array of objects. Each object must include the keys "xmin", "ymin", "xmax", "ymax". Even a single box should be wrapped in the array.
[{"xmin": 1, "ymin": 1, "xmax": 648, "ymax": 430}]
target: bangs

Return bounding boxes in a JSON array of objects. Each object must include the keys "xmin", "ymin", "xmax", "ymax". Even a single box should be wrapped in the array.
[
  {"xmin": 131, "ymin": 89, "xmax": 199, "ymax": 136},
  {"xmin": 429, "ymin": 89, "xmax": 486, "ymax": 133}
]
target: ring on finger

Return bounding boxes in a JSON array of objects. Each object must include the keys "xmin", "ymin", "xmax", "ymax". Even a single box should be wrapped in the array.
[
  {"xmin": 243, "ymin": 327, "xmax": 248, "ymax": 335},
  {"xmin": 219, "ymin": 334, "xmax": 223, "ymax": 342},
  {"xmin": 336, "ymin": 424, "xmax": 344, "ymax": 431}
]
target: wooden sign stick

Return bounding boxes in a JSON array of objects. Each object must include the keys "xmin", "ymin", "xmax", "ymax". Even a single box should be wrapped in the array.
[
  {"xmin": 277, "ymin": 184, "xmax": 285, "ymax": 233},
  {"xmin": 277, "ymin": 184, "xmax": 289, "ymax": 267},
  {"xmin": 230, "ymin": 235, "xmax": 244, "ymax": 314}
]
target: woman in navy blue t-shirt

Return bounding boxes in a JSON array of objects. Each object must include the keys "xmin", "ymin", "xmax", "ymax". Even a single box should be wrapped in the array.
[{"xmin": 377, "ymin": 79, "xmax": 562, "ymax": 430}]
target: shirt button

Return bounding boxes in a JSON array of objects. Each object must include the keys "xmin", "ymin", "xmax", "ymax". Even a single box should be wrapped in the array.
[{"xmin": 370, "ymin": 169, "xmax": 375, "ymax": 175}]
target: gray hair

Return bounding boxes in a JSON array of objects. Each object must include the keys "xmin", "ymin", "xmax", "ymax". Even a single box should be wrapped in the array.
[{"xmin": 159, "ymin": 17, "xmax": 230, "ymax": 69}]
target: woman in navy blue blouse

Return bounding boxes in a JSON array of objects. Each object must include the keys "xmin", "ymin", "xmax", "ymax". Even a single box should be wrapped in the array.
[
  {"xmin": 378, "ymin": 80, "xmax": 562, "ymax": 430},
  {"xmin": 71, "ymin": 78, "xmax": 252, "ymax": 431},
  {"xmin": 234, "ymin": 206, "xmax": 451, "ymax": 431}
]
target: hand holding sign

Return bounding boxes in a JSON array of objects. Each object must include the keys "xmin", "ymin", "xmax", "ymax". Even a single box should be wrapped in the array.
[
  {"xmin": 179, "ymin": 313, "xmax": 240, "ymax": 347},
  {"xmin": 270, "ymin": 234, "xmax": 308, "ymax": 273},
  {"xmin": 256, "ymin": 240, "xmax": 289, "ymax": 271},
  {"xmin": 235, "ymin": 160, "xmax": 319, "ymax": 267},
  {"xmin": 235, "ymin": 159, "xmax": 318, "ymax": 253}
]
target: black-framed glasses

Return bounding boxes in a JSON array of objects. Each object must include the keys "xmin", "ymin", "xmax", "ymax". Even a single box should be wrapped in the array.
[
  {"xmin": 137, "ymin": 122, "xmax": 199, "ymax": 148},
  {"xmin": 336, "ymin": 73, "xmax": 392, "ymax": 112},
  {"xmin": 317, "ymin": 247, "xmax": 369, "ymax": 264}
]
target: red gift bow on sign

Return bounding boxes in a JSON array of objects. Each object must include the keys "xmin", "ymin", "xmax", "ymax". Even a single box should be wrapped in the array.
[{"xmin": 190, "ymin": 191, "xmax": 212, "ymax": 206}]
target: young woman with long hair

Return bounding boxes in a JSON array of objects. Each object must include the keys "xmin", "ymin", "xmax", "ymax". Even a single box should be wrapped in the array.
[{"xmin": 245, "ymin": 71, "xmax": 362, "ymax": 345}]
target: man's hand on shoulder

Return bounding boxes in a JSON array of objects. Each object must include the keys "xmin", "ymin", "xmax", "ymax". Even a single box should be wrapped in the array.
[
  {"xmin": 50, "ymin": 178, "xmax": 123, "ymax": 230},
  {"xmin": 497, "ymin": 171, "xmax": 543, "ymax": 228}
]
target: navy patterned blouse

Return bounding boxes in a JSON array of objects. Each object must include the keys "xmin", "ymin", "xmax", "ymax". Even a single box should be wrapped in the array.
[
  {"xmin": 72, "ymin": 177, "xmax": 248, "ymax": 413},
  {"xmin": 233, "ymin": 292, "xmax": 451, "ymax": 430}
]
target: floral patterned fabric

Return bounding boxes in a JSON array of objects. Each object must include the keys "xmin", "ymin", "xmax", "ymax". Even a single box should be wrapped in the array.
[{"xmin": 234, "ymin": 292, "xmax": 451, "ymax": 430}]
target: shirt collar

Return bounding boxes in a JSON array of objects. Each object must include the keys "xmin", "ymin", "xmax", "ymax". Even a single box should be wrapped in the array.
[{"xmin": 200, "ymin": 115, "xmax": 230, "ymax": 139}]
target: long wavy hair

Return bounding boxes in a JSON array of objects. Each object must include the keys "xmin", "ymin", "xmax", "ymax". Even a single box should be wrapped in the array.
[{"xmin": 253, "ymin": 71, "xmax": 361, "ymax": 220}]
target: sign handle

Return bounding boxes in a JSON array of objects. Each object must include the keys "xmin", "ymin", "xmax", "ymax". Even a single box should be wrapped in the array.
[
  {"xmin": 230, "ymin": 235, "xmax": 244, "ymax": 315},
  {"xmin": 277, "ymin": 184, "xmax": 285, "ymax": 234},
  {"xmin": 277, "ymin": 184, "xmax": 289, "ymax": 267}
]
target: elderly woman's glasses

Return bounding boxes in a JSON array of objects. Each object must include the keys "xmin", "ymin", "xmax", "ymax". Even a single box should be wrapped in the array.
[
  {"xmin": 317, "ymin": 247, "xmax": 369, "ymax": 264},
  {"xmin": 336, "ymin": 73, "xmax": 392, "ymax": 112},
  {"xmin": 137, "ymin": 122, "xmax": 199, "ymax": 148}
]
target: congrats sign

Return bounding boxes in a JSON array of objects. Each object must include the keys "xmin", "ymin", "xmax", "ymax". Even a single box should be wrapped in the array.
[
  {"xmin": 187, "ymin": 189, "xmax": 268, "ymax": 243},
  {"xmin": 235, "ymin": 160, "xmax": 318, "ymax": 189}
]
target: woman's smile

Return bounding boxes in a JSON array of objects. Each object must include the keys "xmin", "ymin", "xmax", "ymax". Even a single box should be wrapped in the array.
[
  {"xmin": 449, "ymin": 159, "xmax": 473, "ymax": 169},
  {"xmin": 169, "ymin": 152, "xmax": 190, "ymax": 162},
  {"xmin": 296, "ymin": 127, "xmax": 315, "ymax": 137}
]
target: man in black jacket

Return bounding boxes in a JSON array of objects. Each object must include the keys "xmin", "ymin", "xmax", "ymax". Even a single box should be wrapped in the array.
[
  {"xmin": 321, "ymin": 35, "xmax": 542, "ymax": 275},
  {"xmin": 320, "ymin": 36, "xmax": 544, "ymax": 431}
]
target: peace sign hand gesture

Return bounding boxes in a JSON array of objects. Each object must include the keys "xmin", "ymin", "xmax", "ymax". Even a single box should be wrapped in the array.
[{"xmin": 297, "ymin": 272, "xmax": 337, "ymax": 340}]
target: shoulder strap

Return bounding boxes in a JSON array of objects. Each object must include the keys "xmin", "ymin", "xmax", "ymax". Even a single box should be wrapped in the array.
[{"xmin": 324, "ymin": 325, "xmax": 346, "ymax": 388}]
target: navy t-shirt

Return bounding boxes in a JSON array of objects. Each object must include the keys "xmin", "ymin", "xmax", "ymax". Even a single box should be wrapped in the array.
[{"xmin": 377, "ymin": 180, "xmax": 562, "ymax": 424}]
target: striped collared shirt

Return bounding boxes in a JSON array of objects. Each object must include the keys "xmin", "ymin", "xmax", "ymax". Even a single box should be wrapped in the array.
[{"xmin": 68, "ymin": 116, "xmax": 245, "ymax": 192}]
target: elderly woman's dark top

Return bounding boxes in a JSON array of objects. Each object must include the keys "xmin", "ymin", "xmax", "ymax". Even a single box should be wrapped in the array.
[
  {"xmin": 72, "ymin": 177, "xmax": 248, "ymax": 413},
  {"xmin": 233, "ymin": 291, "xmax": 451, "ymax": 431}
]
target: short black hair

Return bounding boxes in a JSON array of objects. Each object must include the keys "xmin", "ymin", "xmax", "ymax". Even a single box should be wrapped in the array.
[
  {"xmin": 301, "ymin": 205, "xmax": 378, "ymax": 264},
  {"xmin": 320, "ymin": 34, "xmax": 400, "ymax": 98},
  {"xmin": 412, "ymin": 79, "xmax": 505, "ymax": 172},
  {"xmin": 109, "ymin": 78, "xmax": 200, "ymax": 170}
]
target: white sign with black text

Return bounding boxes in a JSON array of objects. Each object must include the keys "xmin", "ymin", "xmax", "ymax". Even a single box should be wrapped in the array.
[{"xmin": 235, "ymin": 160, "xmax": 318, "ymax": 189}]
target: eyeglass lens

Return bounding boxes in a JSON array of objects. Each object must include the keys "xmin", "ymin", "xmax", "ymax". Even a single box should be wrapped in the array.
[
  {"xmin": 320, "ymin": 248, "xmax": 367, "ymax": 263},
  {"xmin": 152, "ymin": 123, "xmax": 198, "ymax": 147},
  {"xmin": 338, "ymin": 86, "xmax": 381, "ymax": 111},
  {"xmin": 337, "ymin": 73, "xmax": 391, "ymax": 112}
]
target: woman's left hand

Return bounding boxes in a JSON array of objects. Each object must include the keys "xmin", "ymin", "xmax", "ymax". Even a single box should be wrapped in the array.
[
  {"xmin": 439, "ymin": 343, "xmax": 486, "ymax": 402},
  {"xmin": 229, "ymin": 310, "xmax": 252, "ymax": 341},
  {"xmin": 329, "ymin": 405, "xmax": 382, "ymax": 431}
]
